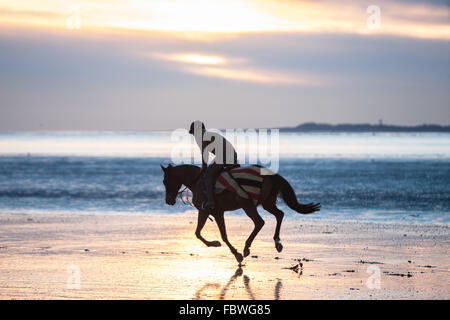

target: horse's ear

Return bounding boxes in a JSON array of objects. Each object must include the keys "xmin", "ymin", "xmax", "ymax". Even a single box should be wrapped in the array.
[{"xmin": 160, "ymin": 165, "xmax": 166, "ymax": 172}]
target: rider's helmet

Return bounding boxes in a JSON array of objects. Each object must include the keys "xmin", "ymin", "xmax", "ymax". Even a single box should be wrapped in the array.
[{"xmin": 189, "ymin": 120, "xmax": 206, "ymax": 135}]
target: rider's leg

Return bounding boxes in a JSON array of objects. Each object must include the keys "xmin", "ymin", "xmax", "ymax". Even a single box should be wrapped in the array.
[{"xmin": 205, "ymin": 163, "xmax": 224, "ymax": 209}]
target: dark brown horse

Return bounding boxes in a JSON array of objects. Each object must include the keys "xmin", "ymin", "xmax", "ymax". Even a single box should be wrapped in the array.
[{"xmin": 161, "ymin": 164, "xmax": 320, "ymax": 263}]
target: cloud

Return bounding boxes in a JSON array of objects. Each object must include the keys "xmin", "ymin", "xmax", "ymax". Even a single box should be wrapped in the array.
[
  {"xmin": 151, "ymin": 53, "xmax": 228, "ymax": 65},
  {"xmin": 182, "ymin": 65, "xmax": 318, "ymax": 85},
  {"xmin": 149, "ymin": 51, "xmax": 323, "ymax": 85},
  {"xmin": 0, "ymin": 10, "xmax": 448, "ymax": 130},
  {"xmin": 0, "ymin": 0, "xmax": 448, "ymax": 40}
]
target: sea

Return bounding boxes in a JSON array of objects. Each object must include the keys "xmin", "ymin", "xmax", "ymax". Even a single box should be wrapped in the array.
[{"xmin": 0, "ymin": 131, "xmax": 449, "ymax": 224}]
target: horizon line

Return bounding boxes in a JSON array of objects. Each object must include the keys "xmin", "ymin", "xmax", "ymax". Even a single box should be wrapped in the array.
[{"xmin": 1, "ymin": 121, "xmax": 450, "ymax": 133}]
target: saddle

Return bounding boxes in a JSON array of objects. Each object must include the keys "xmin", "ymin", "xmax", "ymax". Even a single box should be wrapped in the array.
[{"xmin": 211, "ymin": 165, "xmax": 273, "ymax": 205}]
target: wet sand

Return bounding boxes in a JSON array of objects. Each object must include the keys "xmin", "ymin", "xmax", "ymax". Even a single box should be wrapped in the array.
[{"xmin": 0, "ymin": 212, "xmax": 448, "ymax": 299}]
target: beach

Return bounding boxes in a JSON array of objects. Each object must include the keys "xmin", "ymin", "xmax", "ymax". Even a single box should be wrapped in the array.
[
  {"xmin": 2, "ymin": 0, "xmax": 450, "ymax": 303},
  {"xmin": 0, "ymin": 212, "xmax": 448, "ymax": 300}
]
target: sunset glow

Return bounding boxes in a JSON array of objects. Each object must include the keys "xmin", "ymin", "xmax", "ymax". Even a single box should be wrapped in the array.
[
  {"xmin": 0, "ymin": 0, "xmax": 449, "ymax": 40},
  {"xmin": 183, "ymin": 65, "xmax": 316, "ymax": 85},
  {"xmin": 156, "ymin": 53, "xmax": 226, "ymax": 65},
  {"xmin": 1, "ymin": 0, "xmax": 449, "ymax": 129}
]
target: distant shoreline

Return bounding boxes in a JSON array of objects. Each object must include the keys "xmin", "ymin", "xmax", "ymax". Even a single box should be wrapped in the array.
[
  {"xmin": 1, "ymin": 123, "xmax": 450, "ymax": 133},
  {"xmin": 279, "ymin": 122, "xmax": 450, "ymax": 133}
]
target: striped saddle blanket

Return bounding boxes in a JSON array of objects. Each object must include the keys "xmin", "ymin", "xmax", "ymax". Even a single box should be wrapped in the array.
[{"xmin": 215, "ymin": 165, "xmax": 274, "ymax": 205}]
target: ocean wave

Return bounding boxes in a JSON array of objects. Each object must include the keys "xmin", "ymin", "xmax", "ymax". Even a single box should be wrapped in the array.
[{"xmin": 0, "ymin": 189, "xmax": 164, "ymax": 200}]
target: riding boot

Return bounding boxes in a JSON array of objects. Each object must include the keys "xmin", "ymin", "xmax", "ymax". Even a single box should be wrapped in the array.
[{"xmin": 204, "ymin": 179, "xmax": 216, "ymax": 210}]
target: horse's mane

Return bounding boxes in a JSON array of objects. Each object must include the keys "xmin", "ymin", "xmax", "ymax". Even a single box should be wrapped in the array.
[
  {"xmin": 170, "ymin": 164, "xmax": 202, "ymax": 177},
  {"xmin": 175, "ymin": 164, "xmax": 200, "ymax": 168},
  {"xmin": 172, "ymin": 164, "xmax": 201, "ymax": 170}
]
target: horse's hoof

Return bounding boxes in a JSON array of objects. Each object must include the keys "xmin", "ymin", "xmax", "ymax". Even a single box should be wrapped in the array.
[
  {"xmin": 209, "ymin": 241, "xmax": 221, "ymax": 247},
  {"xmin": 243, "ymin": 248, "xmax": 250, "ymax": 257},
  {"xmin": 235, "ymin": 252, "xmax": 243, "ymax": 263},
  {"xmin": 275, "ymin": 242, "xmax": 283, "ymax": 253}
]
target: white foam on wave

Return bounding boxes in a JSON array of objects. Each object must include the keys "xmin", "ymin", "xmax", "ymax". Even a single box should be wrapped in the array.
[{"xmin": 0, "ymin": 132, "xmax": 449, "ymax": 159}]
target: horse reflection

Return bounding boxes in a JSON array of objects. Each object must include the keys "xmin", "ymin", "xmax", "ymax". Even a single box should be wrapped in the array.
[
  {"xmin": 274, "ymin": 279, "xmax": 282, "ymax": 300},
  {"xmin": 194, "ymin": 267, "xmax": 284, "ymax": 300},
  {"xmin": 194, "ymin": 283, "xmax": 221, "ymax": 300}
]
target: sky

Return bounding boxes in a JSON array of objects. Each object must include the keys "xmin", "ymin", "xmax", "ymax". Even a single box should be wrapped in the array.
[{"xmin": 0, "ymin": 0, "xmax": 449, "ymax": 131}]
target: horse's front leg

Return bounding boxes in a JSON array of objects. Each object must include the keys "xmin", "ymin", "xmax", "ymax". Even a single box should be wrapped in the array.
[
  {"xmin": 214, "ymin": 212, "xmax": 243, "ymax": 264},
  {"xmin": 195, "ymin": 210, "xmax": 221, "ymax": 247}
]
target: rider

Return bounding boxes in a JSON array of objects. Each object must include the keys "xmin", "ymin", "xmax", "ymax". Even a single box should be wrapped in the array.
[{"xmin": 189, "ymin": 120, "xmax": 238, "ymax": 210}]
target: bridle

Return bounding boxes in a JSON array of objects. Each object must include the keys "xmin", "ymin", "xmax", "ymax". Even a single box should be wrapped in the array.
[
  {"xmin": 175, "ymin": 168, "xmax": 214, "ymax": 221},
  {"xmin": 177, "ymin": 186, "xmax": 194, "ymax": 207},
  {"xmin": 176, "ymin": 167, "xmax": 204, "ymax": 207}
]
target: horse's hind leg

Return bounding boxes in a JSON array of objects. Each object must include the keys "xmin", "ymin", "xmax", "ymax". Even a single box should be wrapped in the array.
[
  {"xmin": 262, "ymin": 202, "xmax": 285, "ymax": 253},
  {"xmin": 214, "ymin": 212, "xmax": 243, "ymax": 263},
  {"xmin": 242, "ymin": 205, "xmax": 265, "ymax": 258}
]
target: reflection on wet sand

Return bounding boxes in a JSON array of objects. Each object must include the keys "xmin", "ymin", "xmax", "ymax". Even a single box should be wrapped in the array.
[
  {"xmin": 194, "ymin": 267, "xmax": 288, "ymax": 300},
  {"xmin": 194, "ymin": 283, "xmax": 221, "ymax": 300},
  {"xmin": 1, "ymin": 213, "xmax": 447, "ymax": 299},
  {"xmin": 274, "ymin": 279, "xmax": 282, "ymax": 300}
]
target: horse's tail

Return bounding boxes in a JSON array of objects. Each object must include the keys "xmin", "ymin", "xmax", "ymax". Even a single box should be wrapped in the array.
[{"xmin": 272, "ymin": 174, "xmax": 321, "ymax": 214}]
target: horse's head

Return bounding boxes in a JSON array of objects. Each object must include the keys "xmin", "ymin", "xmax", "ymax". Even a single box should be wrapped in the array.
[{"xmin": 161, "ymin": 164, "xmax": 182, "ymax": 205}]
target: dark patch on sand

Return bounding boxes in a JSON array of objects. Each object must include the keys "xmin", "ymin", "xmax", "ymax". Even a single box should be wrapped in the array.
[
  {"xmin": 418, "ymin": 265, "xmax": 436, "ymax": 268},
  {"xmin": 283, "ymin": 262, "xmax": 303, "ymax": 274},
  {"xmin": 296, "ymin": 258, "xmax": 315, "ymax": 262},
  {"xmin": 383, "ymin": 271, "xmax": 413, "ymax": 278},
  {"xmin": 358, "ymin": 260, "xmax": 384, "ymax": 265}
]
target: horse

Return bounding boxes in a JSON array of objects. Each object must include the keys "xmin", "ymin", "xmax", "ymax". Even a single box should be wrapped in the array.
[{"xmin": 161, "ymin": 164, "xmax": 320, "ymax": 263}]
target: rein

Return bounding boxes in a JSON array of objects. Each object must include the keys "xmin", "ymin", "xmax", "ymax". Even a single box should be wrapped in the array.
[
  {"xmin": 176, "ymin": 167, "xmax": 204, "ymax": 208},
  {"xmin": 177, "ymin": 186, "xmax": 194, "ymax": 207},
  {"xmin": 176, "ymin": 168, "xmax": 213, "ymax": 221}
]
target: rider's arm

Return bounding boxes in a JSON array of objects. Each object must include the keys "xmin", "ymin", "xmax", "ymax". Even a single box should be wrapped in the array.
[{"xmin": 201, "ymin": 139, "xmax": 209, "ymax": 171}]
